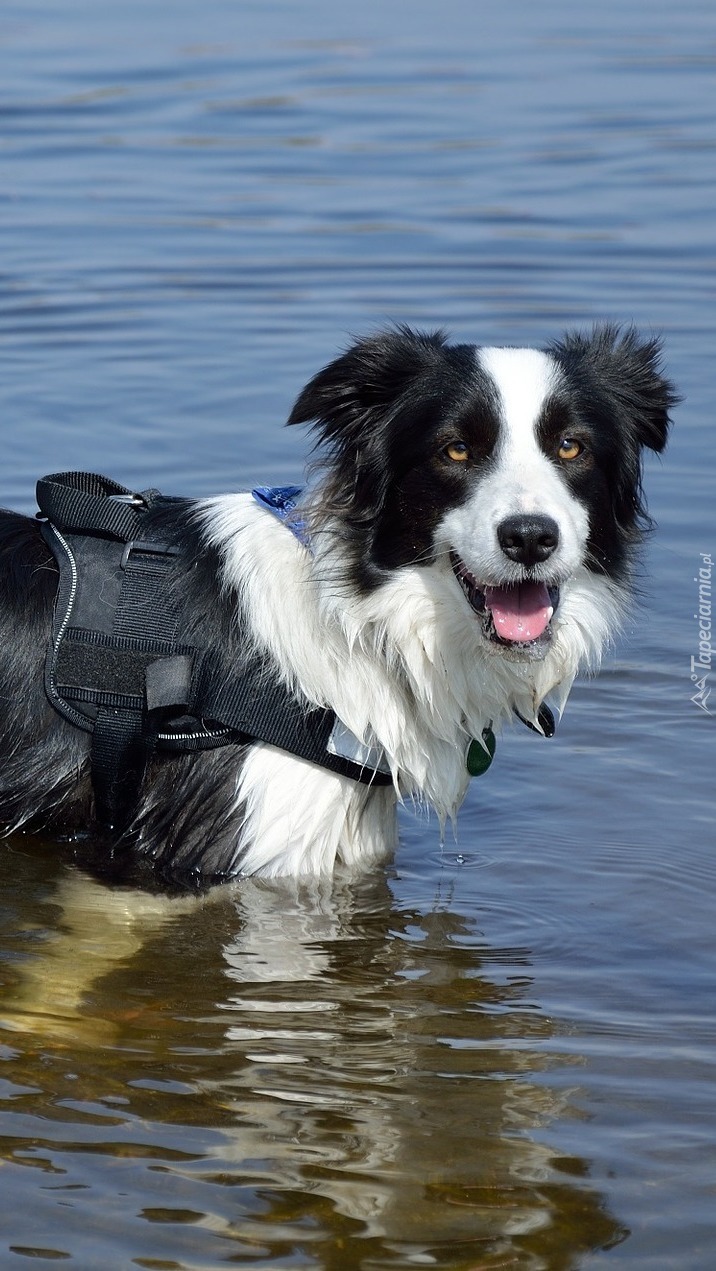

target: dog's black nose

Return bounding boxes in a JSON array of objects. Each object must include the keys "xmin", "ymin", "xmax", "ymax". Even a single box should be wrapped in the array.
[{"xmin": 497, "ymin": 514, "xmax": 560, "ymax": 566}]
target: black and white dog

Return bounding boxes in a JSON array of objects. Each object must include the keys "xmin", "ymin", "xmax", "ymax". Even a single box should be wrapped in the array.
[{"xmin": 0, "ymin": 326, "xmax": 675, "ymax": 886}]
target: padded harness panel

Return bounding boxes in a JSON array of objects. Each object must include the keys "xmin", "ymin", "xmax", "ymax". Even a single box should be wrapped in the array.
[{"xmin": 37, "ymin": 471, "xmax": 391, "ymax": 831}]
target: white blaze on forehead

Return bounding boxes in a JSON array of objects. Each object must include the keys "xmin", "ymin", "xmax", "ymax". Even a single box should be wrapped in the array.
[
  {"xmin": 477, "ymin": 347, "xmax": 560, "ymax": 448},
  {"xmin": 476, "ymin": 346, "xmax": 570, "ymax": 517},
  {"xmin": 435, "ymin": 343, "xmax": 588, "ymax": 580}
]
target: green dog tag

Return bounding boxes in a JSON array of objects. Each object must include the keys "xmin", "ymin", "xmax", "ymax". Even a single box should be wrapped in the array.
[{"xmin": 466, "ymin": 727, "xmax": 496, "ymax": 777}]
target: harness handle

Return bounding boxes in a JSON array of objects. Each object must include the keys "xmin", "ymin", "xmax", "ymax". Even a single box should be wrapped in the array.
[{"xmin": 36, "ymin": 471, "xmax": 158, "ymax": 542}]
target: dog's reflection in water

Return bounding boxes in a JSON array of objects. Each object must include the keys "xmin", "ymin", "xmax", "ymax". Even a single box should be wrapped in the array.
[{"xmin": 0, "ymin": 859, "xmax": 626, "ymax": 1261}]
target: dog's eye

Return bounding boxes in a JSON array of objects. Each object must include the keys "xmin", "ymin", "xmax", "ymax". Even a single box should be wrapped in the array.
[
  {"xmin": 557, "ymin": 437, "xmax": 583, "ymax": 461},
  {"xmin": 445, "ymin": 441, "xmax": 470, "ymax": 463}
]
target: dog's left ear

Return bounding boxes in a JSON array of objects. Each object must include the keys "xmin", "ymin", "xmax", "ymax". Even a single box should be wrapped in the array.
[{"xmin": 549, "ymin": 325, "xmax": 679, "ymax": 453}]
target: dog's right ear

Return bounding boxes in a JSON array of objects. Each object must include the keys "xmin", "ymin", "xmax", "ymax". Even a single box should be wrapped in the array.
[{"xmin": 287, "ymin": 327, "xmax": 449, "ymax": 451}]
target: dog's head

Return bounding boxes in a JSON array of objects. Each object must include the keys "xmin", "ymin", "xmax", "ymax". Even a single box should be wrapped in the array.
[{"xmin": 288, "ymin": 325, "xmax": 676, "ymax": 663}]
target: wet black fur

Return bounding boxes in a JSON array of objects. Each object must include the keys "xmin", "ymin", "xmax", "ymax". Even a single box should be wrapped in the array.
[{"xmin": 545, "ymin": 326, "xmax": 677, "ymax": 573}]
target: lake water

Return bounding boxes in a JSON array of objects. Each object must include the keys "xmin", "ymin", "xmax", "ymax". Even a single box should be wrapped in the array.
[{"xmin": 1, "ymin": 1, "xmax": 714, "ymax": 1266}]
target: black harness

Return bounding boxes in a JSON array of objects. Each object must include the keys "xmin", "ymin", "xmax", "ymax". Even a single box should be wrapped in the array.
[{"xmin": 37, "ymin": 471, "xmax": 392, "ymax": 832}]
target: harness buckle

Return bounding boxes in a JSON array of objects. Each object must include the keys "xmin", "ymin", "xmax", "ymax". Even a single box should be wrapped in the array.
[
  {"xmin": 108, "ymin": 493, "xmax": 147, "ymax": 506},
  {"xmin": 120, "ymin": 540, "xmax": 181, "ymax": 570}
]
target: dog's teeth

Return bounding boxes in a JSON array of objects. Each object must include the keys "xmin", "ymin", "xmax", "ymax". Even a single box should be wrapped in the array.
[{"xmin": 546, "ymin": 606, "xmax": 554, "ymax": 621}]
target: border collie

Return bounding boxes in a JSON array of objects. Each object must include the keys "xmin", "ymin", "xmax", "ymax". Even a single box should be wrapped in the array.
[{"xmin": 0, "ymin": 326, "xmax": 675, "ymax": 886}]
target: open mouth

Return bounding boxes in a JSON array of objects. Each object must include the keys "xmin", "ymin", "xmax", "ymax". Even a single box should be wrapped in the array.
[{"xmin": 450, "ymin": 551, "xmax": 560, "ymax": 653}]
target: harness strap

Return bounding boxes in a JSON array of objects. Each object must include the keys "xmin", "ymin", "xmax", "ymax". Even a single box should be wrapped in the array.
[
  {"xmin": 195, "ymin": 649, "xmax": 390, "ymax": 785},
  {"xmin": 93, "ymin": 538, "xmax": 185, "ymax": 828},
  {"xmin": 44, "ymin": 524, "xmax": 187, "ymax": 830}
]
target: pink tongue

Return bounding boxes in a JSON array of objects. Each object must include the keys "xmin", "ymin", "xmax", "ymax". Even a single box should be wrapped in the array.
[{"xmin": 484, "ymin": 581, "xmax": 552, "ymax": 643}]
